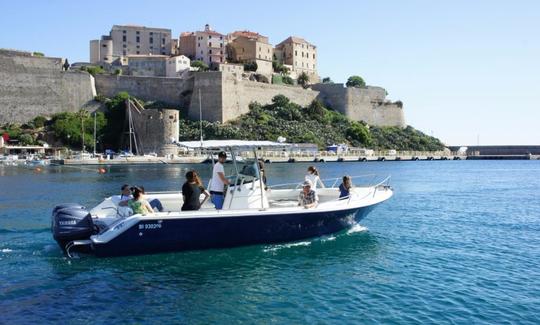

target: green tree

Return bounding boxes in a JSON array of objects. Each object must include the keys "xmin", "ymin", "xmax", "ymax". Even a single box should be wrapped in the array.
[
  {"xmin": 32, "ymin": 116, "xmax": 47, "ymax": 128},
  {"xmin": 346, "ymin": 75, "xmax": 366, "ymax": 88},
  {"xmin": 86, "ymin": 66, "xmax": 105, "ymax": 76},
  {"xmin": 191, "ymin": 60, "xmax": 209, "ymax": 71},
  {"xmin": 243, "ymin": 61, "xmax": 258, "ymax": 72},
  {"xmin": 322, "ymin": 77, "xmax": 333, "ymax": 84},
  {"xmin": 346, "ymin": 121, "xmax": 371, "ymax": 146},
  {"xmin": 306, "ymin": 100, "xmax": 326, "ymax": 121},
  {"xmin": 297, "ymin": 72, "xmax": 310, "ymax": 88},
  {"xmin": 32, "ymin": 52, "xmax": 44, "ymax": 57},
  {"xmin": 18, "ymin": 133, "xmax": 34, "ymax": 145},
  {"xmin": 282, "ymin": 76, "xmax": 294, "ymax": 85}
]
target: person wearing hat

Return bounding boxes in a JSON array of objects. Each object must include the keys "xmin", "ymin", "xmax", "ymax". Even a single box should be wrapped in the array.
[{"xmin": 298, "ymin": 179, "xmax": 319, "ymax": 209}]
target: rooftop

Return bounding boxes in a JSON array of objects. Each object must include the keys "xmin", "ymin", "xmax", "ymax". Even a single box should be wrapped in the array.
[{"xmin": 276, "ymin": 36, "xmax": 316, "ymax": 48}]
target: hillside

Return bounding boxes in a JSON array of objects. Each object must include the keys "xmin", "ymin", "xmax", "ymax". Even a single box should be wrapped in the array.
[{"xmin": 179, "ymin": 95, "xmax": 445, "ymax": 151}]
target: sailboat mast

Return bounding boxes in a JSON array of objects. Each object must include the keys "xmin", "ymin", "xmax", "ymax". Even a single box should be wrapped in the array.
[
  {"xmin": 199, "ymin": 89, "xmax": 203, "ymax": 144},
  {"xmin": 128, "ymin": 101, "xmax": 133, "ymax": 154},
  {"xmin": 93, "ymin": 112, "xmax": 97, "ymax": 156}
]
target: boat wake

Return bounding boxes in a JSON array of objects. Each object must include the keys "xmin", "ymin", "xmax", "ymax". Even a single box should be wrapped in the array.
[
  {"xmin": 262, "ymin": 241, "xmax": 312, "ymax": 253},
  {"xmin": 347, "ymin": 224, "xmax": 368, "ymax": 234}
]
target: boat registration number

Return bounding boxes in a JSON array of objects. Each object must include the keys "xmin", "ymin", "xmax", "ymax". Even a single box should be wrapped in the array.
[{"xmin": 139, "ymin": 223, "xmax": 162, "ymax": 230}]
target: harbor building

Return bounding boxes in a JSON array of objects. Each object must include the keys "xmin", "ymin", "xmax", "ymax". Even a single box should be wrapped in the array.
[
  {"xmin": 178, "ymin": 24, "xmax": 226, "ymax": 67},
  {"xmin": 90, "ymin": 25, "xmax": 173, "ymax": 66},
  {"xmin": 226, "ymin": 30, "xmax": 273, "ymax": 78},
  {"xmin": 274, "ymin": 36, "xmax": 319, "ymax": 82}
]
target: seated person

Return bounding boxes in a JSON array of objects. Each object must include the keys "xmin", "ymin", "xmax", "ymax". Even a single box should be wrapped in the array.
[
  {"xmin": 139, "ymin": 186, "xmax": 164, "ymax": 212},
  {"xmin": 118, "ymin": 185, "xmax": 164, "ymax": 212},
  {"xmin": 298, "ymin": 180, "xmax": 319, "ymax": 209},
  {"xmin": 127, "ymin": 186, "xmax": 154, "ymax": 216},
  {"xmin": 182, "ymin": 170, "xmax": 210, "ymax": 211},
  {"xmin": 339, "ymin": 176, "xmax": 352, "ymax": 199}
]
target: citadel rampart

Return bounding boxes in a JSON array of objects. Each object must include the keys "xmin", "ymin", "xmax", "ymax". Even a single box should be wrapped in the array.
[
  {"xmin": 94, "ymin": 72, "xmax": 405, "ymax": 127},
  {"xmin": 1, "ymin": 50, "xmax": 405, "ymax": 128},
  {"xmin": 0, "ymin": 50, "xmax": 96, "ymax": 124},
  {"xmin": 312, "ymin": 83, "xmax": 405, "ymax": 127}
]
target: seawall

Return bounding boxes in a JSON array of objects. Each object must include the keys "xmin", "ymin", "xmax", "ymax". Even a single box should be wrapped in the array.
[{"xmin": 0, "ymin": 50, "xmax": 96, "ymax": 124}]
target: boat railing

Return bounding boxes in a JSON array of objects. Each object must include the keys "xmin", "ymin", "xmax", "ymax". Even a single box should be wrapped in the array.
[{"xmin": 268, "ymin": 174, "xmax": 385, "ymax": 190}]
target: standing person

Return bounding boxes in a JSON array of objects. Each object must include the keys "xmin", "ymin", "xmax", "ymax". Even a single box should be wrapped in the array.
[
  {"xmin": 209, "ymin": 151, "xmax": 230, "ymax": 209},
  {"xmin": 182, "ymin": 170, "xmax": 210, "ymax": 211},
  {"xmin": 298, "ymin": 180, "xmax": 319, "ymax": 209},
  {"xmin": 258, "ymin": 159, "xmax": 267, "ymax": 186},
  {"xmin": 305, "ymin": 166, "xmax": 325, "ymax": 190},
  {"xmin": 339, "ymin": 176, "xmax": 352, "ymax": 199},
  {"xmin": 127, "ymin": 186, "xmax": 154, "ymax": 216}
]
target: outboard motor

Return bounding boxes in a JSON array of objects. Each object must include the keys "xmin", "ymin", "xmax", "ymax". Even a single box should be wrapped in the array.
[{"xmin": 51, "ymin": 204, "xmax": 95, "ymax": 251}]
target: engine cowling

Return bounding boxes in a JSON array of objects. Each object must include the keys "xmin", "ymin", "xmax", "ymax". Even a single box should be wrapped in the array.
[{"xmin": 51, "ymin": 204, "xmax": 95, "ymax": 250}]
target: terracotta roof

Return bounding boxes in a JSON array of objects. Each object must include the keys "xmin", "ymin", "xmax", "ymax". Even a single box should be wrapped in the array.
[
  {"xmin": 231, "ymin": 30, "xmax": 266, "ymax": 39},
  {"xmin": 276, "ymin": 36, "xmax": 316, "ymax": 48}
]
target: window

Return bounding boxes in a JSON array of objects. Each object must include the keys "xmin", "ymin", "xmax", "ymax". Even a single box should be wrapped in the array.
[
  {"xmin": 162, "ymin": 52, "xmax": 165, "ymax": 55},
  {"xmin": 259, "ymin": 54, "xmax": 261, "ymax": 59},
  {"xmin": 105, "ymin": 57, "xmax": 109, "ymax": 61},
  {"xmin": 136, "ymin": 45, "xmax": 140, "ymax": 49},
  {"xmin": 136, "ymin": 36, "xmax": 140, "ymax": 43},
  {"xmin": 209, "ymin": 35, "xmax": 212, "ymax": 39},
  {"xmin": 162, "ymin": 38, "xmax": 165, "ymax": 44},
  {"xmin": 136, "ymin": 31, "xmax": 140, "ymax": 34},
  {"xmin": 136, "ymin": 51, "xmax": 140, "ymax": 54},
  {"xmin": 150, "ymin": 37, "xmax": 153, "ymax": 44},
  {"xmin": 123, "ymin": 30, "xmax": 126, "ymax": 34},
  {"xmin": 123, "ymin": 44, "xmax": 126, "ymax": 48},
  {"xmin": 200, "ymin": 50, "xmax": 203, "ymax": 54},
  {"xmin": 122, "ymin": 35, "xmax": 126, "ymax": 42},
  {"xmin": 220, "ymin": 43, "xmax": 223, "ymax": 48},
  {"xmin": 209, "ymin": 49, "xmax": 212, "ymax": 54},
  {"xmin": 150, "ymin": 46, "xmax": 153, "ymax": 49},
  {"xmin": 198, "ymin": 42, "xmax": 200, "ymax": 47},
  {"xmin": 220, "ymin": 36, "xmax": 223, "ymax": 40},
  {"xmin": 209, "ymin": 42, "xmax": 212, "ymax": 47},
  {"xmin": 102, "ymin": 44, "xmax": 107, "ymax": 48},
  {"xmin": 122, "ymin": 50, "xmax": 126, "ymax": 55},
  {"xmin": 259, "ymin": 46, "xmax": 261, "ymax": 51},
  {"xmin": 302, "ymin": 52, "xmax": 304, "ymax": 57},
  {"xmin": 313, "ymin": 54, "xmax": 315, "ymax": 59},
  {"xmin": 295, "ymin": 50, "xmax": 297, "ymax": 56}
]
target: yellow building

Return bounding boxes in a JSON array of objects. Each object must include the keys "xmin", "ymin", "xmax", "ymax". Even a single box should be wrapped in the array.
[{"xmin": 274, "ymin": 36, "xmax": 319, "ymax": 82}]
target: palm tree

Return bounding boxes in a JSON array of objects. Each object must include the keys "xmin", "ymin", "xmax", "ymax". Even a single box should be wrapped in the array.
[{"xmin": 297, "ymin": 72, "xmax": 310, "ymax": 88}]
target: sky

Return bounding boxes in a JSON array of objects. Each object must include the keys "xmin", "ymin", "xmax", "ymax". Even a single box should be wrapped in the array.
[{"xmin": 0, "ymin": 0, "xmax": 538, "ymax": 145}]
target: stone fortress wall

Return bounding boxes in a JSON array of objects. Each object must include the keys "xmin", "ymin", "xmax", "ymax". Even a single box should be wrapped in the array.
[
  {"xmin": 94, "ymin": 72, "xmax": 404, "ymax": 127},
  {"xmin": 312, "ymin": 83, "xmax": 405, "ymax": 127},
  {"xmin": 0, "ymin": 50, "xmax": 96, "ymax": 124},
  {"xmin": 131, "ymin": 106, "xmax": 179, "ymax": 156},
  {"xmin": 1, "ymin": 50, "xmax": 405, "ymax": 128}
]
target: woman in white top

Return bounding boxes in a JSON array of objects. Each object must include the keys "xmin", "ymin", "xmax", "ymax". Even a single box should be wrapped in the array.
[{"xmin": 305, "ymin": 166, "xmax": 325, "ymax": 190}]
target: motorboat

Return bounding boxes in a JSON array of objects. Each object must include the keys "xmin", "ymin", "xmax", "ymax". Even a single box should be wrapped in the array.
[{"xmin": 51, "ymin": 140, "xmax": 393, "ymax": 257}]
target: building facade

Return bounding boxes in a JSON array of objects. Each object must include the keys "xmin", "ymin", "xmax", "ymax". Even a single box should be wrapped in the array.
[
  {"xmin": 90, "ymin": 25, "xmax": 173, "ymax": 66},
  {"xmin": 227, "ymin": 30, "xmax": 273, "ymax": 77},
  {"xmin": 274, "ymin": 36, "xmax": 319, "ymax": 82},
  {"xmin": 166, "ymin": 55, "xmax": 191, "ymax": 77},
  {"xmin": 178, "ymin": 24, "xmax": 226, "ymax": 67}
]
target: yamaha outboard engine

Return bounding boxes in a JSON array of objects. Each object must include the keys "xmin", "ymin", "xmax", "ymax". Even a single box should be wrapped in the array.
[{"xmin": 51, "ymin": 204, "xmax": 95, "ymax": 252}]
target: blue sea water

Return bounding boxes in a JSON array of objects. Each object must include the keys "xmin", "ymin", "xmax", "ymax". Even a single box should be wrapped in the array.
[{"xmin": 0, "ymin": 160, "xmax": 539, "ymax": 324}]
